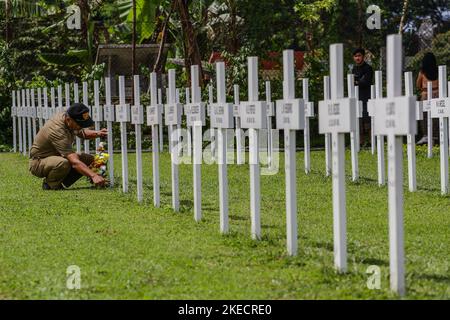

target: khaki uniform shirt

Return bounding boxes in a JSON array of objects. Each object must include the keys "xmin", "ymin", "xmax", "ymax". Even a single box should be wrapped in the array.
[{"xmin": 30, "ymin": 112, "xmax": 80, "ymax": 159}]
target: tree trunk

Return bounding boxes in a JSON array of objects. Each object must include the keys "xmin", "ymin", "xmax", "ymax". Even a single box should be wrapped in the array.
[
  {"xmin": 399, "ymin": 0, "xmax": 409, "ymax": 34},
  {"xmin": 175, "ymin": 0, "xmax": 203, "ymax": 86},
  {"xmin": 5, "ymin": 0, "xmax": 11, "ymax": 43}
]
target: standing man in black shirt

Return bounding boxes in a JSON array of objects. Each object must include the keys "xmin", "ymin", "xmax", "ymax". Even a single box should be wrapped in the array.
[{"xmin": 352, "ymin": 48, "xmax": 373, "ymax": 148}]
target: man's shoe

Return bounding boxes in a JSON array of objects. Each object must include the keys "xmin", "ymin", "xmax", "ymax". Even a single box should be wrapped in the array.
[
  {"xmin": 42, "ymin": 181, "xmax": 62, "ymax": 190},
  {"xmin": 42, "ymin": 181, "xmax": 51, "ymax": 190}
]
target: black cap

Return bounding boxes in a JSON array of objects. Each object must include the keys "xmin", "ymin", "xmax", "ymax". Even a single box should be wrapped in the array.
[{"xmin": 67, "ymin": 103, "xmax": 94, "ymax": 128}]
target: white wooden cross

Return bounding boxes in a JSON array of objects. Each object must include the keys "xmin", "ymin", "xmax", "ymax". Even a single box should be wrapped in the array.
[
  {"xmin": 208, "ymin": 83, "xmax": 216, "ymax": 162},
  {"xmin": 11, "ymin": 90, "xmax": 17, "ymax": 153},
  {"xmin": 42, "ymin": 87, "xmax": 49, "ymax": 125},
  {"xmin": 17, "ymin": 90, "xmax": 24, "ymax": 154},
  {"xmin": 233, "ymin": 84, "xmax": 244, "ymax": 165},
  {"xmin": 36, "ymin": 88, "xmax": 43, "ymax": 129},
  {"xmin": 165, "ymin": 69, "xmax": 183, "ymax": 211},
  {"xmin": 422, "ymin": 81, "xmax": 434, "ymax": 158},
  {"xmin": 429, "ymin": 65, "xmax": 449, "ymax": 194},
  {"xmin": 103, "ymin": 77, "xmax": 115, "ymax": 187},
  {"xmin": 131, "ymin": 75, "xmax": 144, "ymax": 202},
  {"xmin": 64, "ymin": 83, "xmax": 70, "ymax": 113},
  {"xmin": 25, "ymin": 89, "xmax": 32, "ymax": 154},
  {"xmin": 265, "ymin": 81, "xmax": 275, "ymax": 168},
  {"xmin": 147, "ymin": 72, "xmax": 163, "ymax": 207},
  {"xmin": 82, "ymin": 82, "xmax": 91, "ymax": 154},
  {"xmin": 347, "ymin": 74, "xmax": 359, "ymax": 182},
  {"xmin": 211, "ymin": 61, "xmax": 235, "ymax": 233},
  {"xmin": 57, "ymin": 85, "xmax": 63, "ymax": 114},
  {"xmin": 93, "ymin": 80, "xmax": 103, "ymax": 150},
  {"xmin": 25, "ymin": 89, "xmax": 33, "ymax": 154},
  {"xmin": 20, "ymin": 90, "xmax": 28, "ymax": 155},
  {"xmin": 303, "ymin": 78, "xmax": 314, "ymax": 174},
  {"xmin": 323, "ymin": 76, "xmax": 332, "ymax": 176},
  {"xmin": 184, "ymin": 87, "xmax": 192, "ymax": 157},
  {"xmin": 276, "ymin": 49, "xmax": 305, "ymax": 255},
  {"xmin": 49, "ymin": 87, "xmax": 56, "ymax": 120},
  {"xmin": 158, "ymin": 88, "xmax": 164, "ymax": 152},
  {"xmin": 184, "ymin": 65, "xmax": 206, "ymax": 221},
  {"xmin": 240, "ymin": 56, "xmax": 267, "ymax": 240},
  {"xmin": 73, "ymin": 83, "xmax": 82, "ymax": 154},
  {"xmin": 368, "ymin": 70, "xmax": 386, "ymax": 186},
  {"xmin": 115, "ymin": 76, "xmax": 130, "ymax": 193},
  {"xmin": 373, "ymin": 34, "xmax": 416, "ymax": 296},
  {"xmin": 404, "ymin": 72, "xmax": 419, "ymax": 192},
  {"xmin": 318, "ymin": 43, "xmax": 357, "ymax": 272},
  {"xmin": 30, "ymin": 89, "xmax": 37, "ymax": 139}
]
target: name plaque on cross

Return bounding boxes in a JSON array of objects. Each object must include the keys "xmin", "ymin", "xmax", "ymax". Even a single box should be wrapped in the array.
[
  {"xmin": 305, "ymin": 101, "xmax": 314, "ymax": 117},
  {"xmin": 184, "ymin": 102, "xmax": 206, "ymax": 126},
  {"xmin": 318, "ymin": 98, "xmax": 357, "ymax": 134},
  {"xmin": 146, "ymin": 104, "xmax": 163, "ymax": 126},
  {"xmin": 92, "ymin": 105, "xmax": 103, "ymax": 122},
  {"xmin": 116, "ymin": 104, "xmax": 131, "ymax": 122},
  {"xmin": 164, "ymin": 103, "xmax": 183, "ymax": 126},
  {"xmin": 430, "ymin": 97, "xmax": 450, "ymax": 118},
  {"xmin": 373, "ymin": 96, "xmax": 417, "ymax": 136},
  {"xmin": 210, "ymin": 103, "xmax": 234, "ymax": 129},
  {"xmin": 103, "ymin": 104, "xmax": 115, "ymax": 122},
  {"xmin": 239, "ymin": 101, "xmax": 267, "ymax": 129},
  {"xmin": 131, "ymin": 105, "xmax": 144, "ymax": 125},
  {"xmin": 275, "ymin": 98, "xmax": 305, "ymax": 130}
]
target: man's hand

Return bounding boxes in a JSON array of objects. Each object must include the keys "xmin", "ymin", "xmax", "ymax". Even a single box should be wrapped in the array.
[
  {"xmin": 91, "ymin": 174, "xmax": 106, "ymax": 187},
  {"xmin": 97, "ymin": 128, "xmax": 108, "ymax": 138}
]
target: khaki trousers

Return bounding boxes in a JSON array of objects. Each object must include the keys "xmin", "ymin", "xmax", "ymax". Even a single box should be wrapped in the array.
[{"xmin": 29, "ymin": 153, "xmax": 94, "ymax": 189}]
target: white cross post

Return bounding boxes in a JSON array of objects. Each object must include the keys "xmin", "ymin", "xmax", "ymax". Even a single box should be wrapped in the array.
[
  {"xmin": 93, "ymin": 80, "xmax": 103, "ymax": 150},
  {"xmin": 276, "ymin": 49, "xmax": 305, "ymax": 255},
  {"xmin": 82, "ymin": 82, "xmax": 90, "ymax": 154},
  {"xmin": 64, "ymin": 83, "xmax": 70, "ymax": 114},
  {"xmin": 323, "ymin": 76, "xmax": 332, "ymax": 176},
  {"xmin": 233, "ymin": 84, "xmax": 244, "ymax": 165},
  {"xmin": 265, "ymin": 81, "xmax": 274, "ymax": 167},
  {"xmin": 211, "ymin": 61, "xmax": 234, "ymax": 233},
  {"xmin": 319, "ymin": 43, "xmax": 357, "ymax": 272},
  {"xmin": 158, "ymin": 88, "xmax": 164, "ymax": 152},
  {"xmin": 116, "ymin": 76, "xmax": 130, "ymax": 193},
  {"xmin": 427, "ymin": 82, "xmax": 434, "ymax": 159},
  {"xmin": 11, "ymin": 91, "xmax": 17, "ymax": 153},
  {"xmin": 348, "ymin": 74, "xmax": 359, "ymax": 182},
  {"xmin": 165, "ymin": 69, "xmax": 183, "ymax": 212},
  {"xmin": 147, "ymin": 72, "xmax": 163, "ymax": 207},
  {"xmin": 185, "ymin": 87, "xmax": 192, "ymax": 157},
  {"xmin": 30, "ymin": 89, "xmax": 37, "ymax": 139},
  {"xmin": 73, "ymin": 83, "xmax": 82, "ymax": 154},
  {"xmin": 405, "ymin": 72, "xmax": 418, "ymax": 192},
  {"xmin": 368, "ymin": 71, "xmax": 386, "ymax": 186},
  {"xmin": 303, "ymin": 78, "xmax": 314, "ymax": 174},
  {"xmin": 57, "ymin": 85, "xmax": 63, "ymax": 114},
  {"xmin": 355, "ymin": 86, "xmax": 363, "ymax": 153},
  {"xmin": 21, "ymin": 90, "xmax": 27, "ymax": 156},
  {"xmin": 429, "ymin": 65, "xmax": 449, "ymax": 194},
  {"xmin": 103, "ymin": 77, "xmax": 115, "ymax": 187},
  {"xmin": 26, "ymin": 89, "xmax": 32, "ymax": 154},
  {"xmin": 185, "ymin": 65, "xmax": 206, "ymax": 221},
  {"xmin": 208, "ymin": 83, "xmax": 216, "ymax": 162},
  {"xmin": 17, "ymin": 91, "xmax": 23, "ymax": 154},
  {"xmin": 240, "ymin": 57, "xmax": 267, "ymax": 240},
  {"xmin": 37, "ymin": 88, "xmax": 43, "ymax": 129},
  {"xmin": 373, "ymin": 34, "xmax": 416, "ymax": 296},
  {"xmin": 370, "ymin": 86, "xmax": 376, "ymax": 155},
  {"xmin": 42, "ymin": 87, "xmax": 49, "ymax": 126},
  {"xmin": 131, "ymin": 75, "xmax": 144, "ymax": 203},
  {"xmin": 49, "ymin": 87, "xmax": 56, "ymax": 120}
]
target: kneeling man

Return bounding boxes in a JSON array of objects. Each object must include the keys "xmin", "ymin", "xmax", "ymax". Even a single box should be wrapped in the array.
[{"xmin": 29, "ymin": 103, "xmax": 108, "ymax": 190}]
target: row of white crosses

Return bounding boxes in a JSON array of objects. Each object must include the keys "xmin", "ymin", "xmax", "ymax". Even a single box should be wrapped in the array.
[{"xmin": 11, "ymin": 36, "xmax": 441, "ymax": 296}]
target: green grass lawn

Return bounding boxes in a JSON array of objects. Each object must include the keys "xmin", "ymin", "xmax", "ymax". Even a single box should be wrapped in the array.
[{"xmin": 0, "ymin": 147, "xmax": 448, "ymax": 299}]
